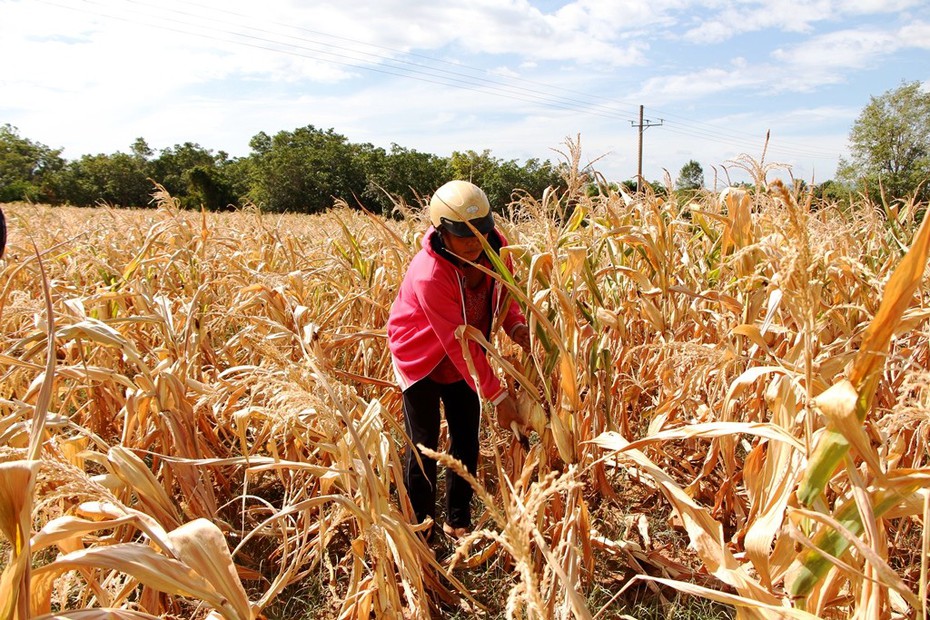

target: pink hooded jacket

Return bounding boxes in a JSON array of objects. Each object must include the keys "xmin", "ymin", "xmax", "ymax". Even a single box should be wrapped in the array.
[{"xmin": 387, "ymin": 226, "xmax": 526, "ymax": 402}]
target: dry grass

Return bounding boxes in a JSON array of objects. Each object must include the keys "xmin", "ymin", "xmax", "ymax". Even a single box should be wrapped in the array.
[{"xmin": 1, "ymin": 150, "xmax": 929, "ymax": 619}]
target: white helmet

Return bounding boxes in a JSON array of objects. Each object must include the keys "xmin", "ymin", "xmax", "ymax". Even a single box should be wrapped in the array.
[{"xmin": 428, "ymin": 180, "xmax": 495, "ymax": 237}]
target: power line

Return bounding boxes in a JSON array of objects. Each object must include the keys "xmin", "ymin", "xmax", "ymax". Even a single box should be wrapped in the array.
[
  {"xmin": 653, "ymin": 107, "xmax": 841, "ymax": 158},
  {"xmin": 130, "ymin": 0, "xmax": 645, "ymax": 116},
  {"xmin": 660, "ymin": 123, "xmax": 839, "ymax": 159},
  {"xmin": 36, "ymin": 0, "xmax": 843, "ymax": 167},
  {"xmin": 55, "ymin": 0, "xmax": 642, "ymax": 121}
]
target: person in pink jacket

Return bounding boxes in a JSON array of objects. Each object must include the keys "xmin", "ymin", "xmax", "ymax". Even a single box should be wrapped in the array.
[{"xmin": 388, "ymin": 180, "xmax": 530, "ymax": 539}]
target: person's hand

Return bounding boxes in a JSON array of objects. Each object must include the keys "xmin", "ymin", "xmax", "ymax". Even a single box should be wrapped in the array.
[
  {"xmin": 496, "ymin": 394, "xmax": 530, "ymax": 449},
  {"xmin": 496, "ymin": 394, "xmax": 521, "ymax": 431},
  {"xmin": 510, "ymin": 324, "xmax": 530, "ymax": 352}
]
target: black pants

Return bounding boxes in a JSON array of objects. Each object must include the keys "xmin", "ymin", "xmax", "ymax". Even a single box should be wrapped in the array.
[{"xmin": 402, "ymin": 378, "xmax": 480, "ymax": 529}]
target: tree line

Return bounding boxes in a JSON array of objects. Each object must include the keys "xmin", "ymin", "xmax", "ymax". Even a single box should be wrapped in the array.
[
  {"xmin": 2, "ymin": 81, "xmax": 928, "ymax": 213},
  {"xmin": 0, "ymin": 123, "xmax": 567, "ymax": 214}
]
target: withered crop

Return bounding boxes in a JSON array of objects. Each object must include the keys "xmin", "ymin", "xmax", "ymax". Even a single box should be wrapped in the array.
[{"xmin": 1, "ymin": 147, "xmax": 929, "ymax": 619}]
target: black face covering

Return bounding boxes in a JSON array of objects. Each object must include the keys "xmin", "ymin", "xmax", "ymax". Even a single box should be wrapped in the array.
[{"xmin": 438, "ymin": 212, "xmax": 495, "ymax": 237}]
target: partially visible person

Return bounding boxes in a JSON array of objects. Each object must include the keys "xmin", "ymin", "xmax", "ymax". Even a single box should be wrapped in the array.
[
  {"xmin": 0, "ymin": 206, "xmax": 6, "ymax": 259},
  {"xmin": 387, "ymin": 180, "xmax": 530, "ymax": 539}
]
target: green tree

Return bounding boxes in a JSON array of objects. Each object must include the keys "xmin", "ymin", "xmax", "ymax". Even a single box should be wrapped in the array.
[
  {"xmin": 131, "ymin": 137, "xmax": 154, "ymax": 160},
  {"xmin": 186, "ymin": 163, "xmax": 240, "ymax": 211},
  {"xmin": 1, "ymin": 124, "xmax": 568, "ymax": 214},
  {"xmin": 351, "ymin": 141, "xmax": 390, "ymax": 212},
  {"xmin": 676, "ymin": 159, "xmax": 704, "ymax": 191},
  {"xmin": 246, "ymin": 125, "xmax": 370, "ymax": 213},
  {"xmin": 0, "ymin": 124, "xmax": 66, "ymax": 202},
  {"xmin": 364, "ymin": 144, "xmax": 449, "ymax": 213},
  {"xmin": 57, "ymin": 151, "xmax": 152, "ymax": 207},
  {"xmin": 144, "ymin": 142, "xmax": 245, "ymax": 210},
  {"xmin": 150, "ymin": 142, "xmax": 214, "ymax": 203},
  {"xmin": 448, "ymin": 149, "xmax": 565, "ymax": 209},
  {"xmin": 499, "ymin": 157, "xmax": 566, "ymax": 206},
  {"xmin": 218, "ymin": 154, "xmax": 252, "ymax": 207},
  {"xmin": 811, "ymin": 179, "xmax": 851, "ymax": 208},
  {"xmin": 837, "ymin": 81, "xmax": 930, "ymax": 203},
  {"xmin": 623, "ymin": 178, "xmax": 667, "ymax": 197},
  {"xmin": 448, "ymin": 150, "xmax": 501, "ymax": 201}
]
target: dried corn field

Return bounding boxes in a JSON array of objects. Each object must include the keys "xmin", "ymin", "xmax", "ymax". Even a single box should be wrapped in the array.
[{"xmin": 1, "ymin": 159, "xmax": 930, "ymax": 619}]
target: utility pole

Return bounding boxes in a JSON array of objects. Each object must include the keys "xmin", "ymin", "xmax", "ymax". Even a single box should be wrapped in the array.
[{"xmin": 631, "ymin": 105, "xmax": 663, "ymax": 193}]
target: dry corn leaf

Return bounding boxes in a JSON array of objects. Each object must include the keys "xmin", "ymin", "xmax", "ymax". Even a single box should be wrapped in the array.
[
  {"xmin": 639, "ymin": 297, "xmax": 664, "ymax": 330},
  {"xmin": 106, "ymin": 447, "xmax": 180, "ymax": 528},
  {"xmin": 744, "ymin": 445, "xmax": 798, "ymax": 588},
  {"xmin": 32, "ymin": 514, "xmax": 139, "ymax": 553},
  {"xmin": 72, "ymin": 502, "xmax": 172, "ymax": 552},
  {"xmin": 0, "ymin": 460, "xmax": 39, "ymax": 555},
  {"xmin": 30, "ymin": 543, "xmax": 241, "ymax": 619},
  {"xmin": 29, "ymin": 245, "xmax": 57, "ymax": 462},
  {"xmin": 166, "ymin": 519, "xmax": 254, "ymax": 620},
  {"xmin": 731, "ymin": 324, "xmax": 770, "ymax": 352},
  {"xmin": 792, "ymin": 506, "xmax": 920, "ymax": 610},
  {"xmin": 635, "ymin": 576, "xmax": 819, "ymax": 620},
  {"xmin": 558, "ymin": 352, "xmax": 580, "ymax": 412},
  {"xmin": 453, "ymin": 324, "xmax": 539, "ymax": 398},
  {"xmin": 0, "ymin": 557, "xmax": 29, "ymax": 620},
  {"xmin": 0, "ymin": 460, "xmax": 40, "ymax": 620},
  {"xmin": 606, "ymin": 264, "xmax": 660, "ymax": 294},
  {"xmin": 814, "ymin": 380, "xmax": 882, "ymax": 475},
  {"xmin": 723, "ymin": 366, "xmax": 789, "ymax": 419},
  {"xmin": 593, "ymin": 432, "xmax": 779, "ymax": 605},
  {"xmin": 529, "ymin": 251, "xmax": 553, "ymax": 287},
  {"xmin": 32, "ymin": 609, "xmax": 163, "ymax": 620},
  {"xmin": 564, "ymin": 246, "xmax": 587, "ymax": 278},
  {"xmin": 56, "ymin": 319, "xmax": 151, "ymax": 380},
  {"xmin": 849, "ymin": 211, "xmax": 930, "ymax": 390},
  {"xmin": 621, "ymin": 421, "xmax": 804, "ymax": 453},
  {"xmin": 550, "ymin": 407, "xmax": 576, "ymax": 464}
]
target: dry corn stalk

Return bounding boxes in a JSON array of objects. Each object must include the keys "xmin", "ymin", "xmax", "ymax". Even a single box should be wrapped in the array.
[
  {"xmin": 0, "ymin": 460, "xmax": 40, "ymax": 620},
  {"xmin": 3, "ymin": 152, "xmax": 930, "ymax": 619}
]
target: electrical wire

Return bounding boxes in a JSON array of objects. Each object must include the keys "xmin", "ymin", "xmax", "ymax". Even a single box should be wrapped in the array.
[
  {"xmin": 653, "ymin": 107, "xmax": 842, "ymax": 158},
  {"xmin": 35, "ymin": 0, "xmax": 843, "ymax": 163},
  {"xmin": 47, "ymin": 0, "xmax": 641, "ymax": 120},
  {"xmin": 122, "ymin": 0, "xmax": 646, "ymax": 118}
]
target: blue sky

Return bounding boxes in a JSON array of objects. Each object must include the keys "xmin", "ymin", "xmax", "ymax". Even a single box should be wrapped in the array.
[{"xmin": 2, "ymin": 0, "xmax": 929, "ymax": 188}]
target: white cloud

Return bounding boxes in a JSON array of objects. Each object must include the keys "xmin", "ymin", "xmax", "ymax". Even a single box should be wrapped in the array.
[
  {"xmin": 681, "ymin": 0, "xmax": 927, "ymax": 44},
  {"xmin": 771, "ymin": 26, "xmax": 908, "ymax": 71},
  {"xmin": 899, "ymin": 21, "xmax": 930, "ymax": 49},
  {"xmin": 551, "ymin": 0, "xmax": 681, "ymax": 35},
  {"xmin": 682, "ymin": 0, "xmax": 828, "ymax": 44},
  {"xmin": 254, "ymin": 0, "xmax": 659, "ymax": 68},
  {"xmin": 416, "ymin": 1, "xmax": 649, "ymax": 66},
  {"xmin": 635, "ymin": 65, "xmax": 764, "ymax": 104},
  {"xmin": 654, "ymin": 20, "xmax": 929, "ymax": 96},
  {"xmin": 835, "ymin": 0, "xmax": 925, "ymax": 13}
]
